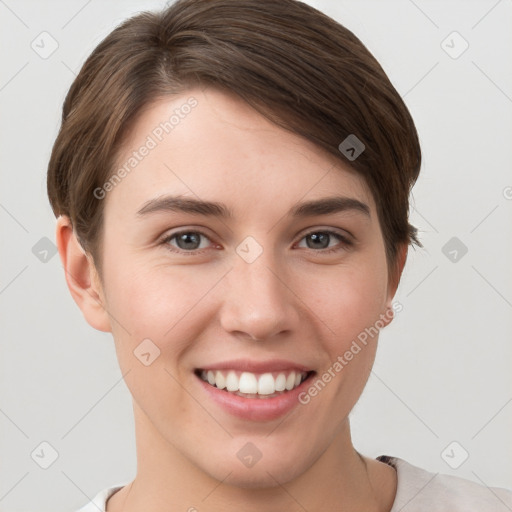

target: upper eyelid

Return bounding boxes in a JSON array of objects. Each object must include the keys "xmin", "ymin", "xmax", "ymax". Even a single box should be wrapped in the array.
[
  {"xmin": 162, "ymin": 227, "xmax": 352, "ymax": 249},
  {"xmin": 299, "ymin": 227, "xmax": 353, "ymax": 240},
  {"xmin": 160, "ymin": 226, "xmax": 215, "ymax": 242}
]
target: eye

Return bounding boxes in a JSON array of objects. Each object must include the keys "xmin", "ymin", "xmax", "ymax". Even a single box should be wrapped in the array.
[
  {"xmin": 296, "ymin": 230, "xmax": 352, "ymax": 253},
  {"xmin": 160, "ymin": 228, "xmax": 352, "ymax": 255},
  {"xmin": 162, "ymin": 230, "xmax": 214, "ymax": 253}
]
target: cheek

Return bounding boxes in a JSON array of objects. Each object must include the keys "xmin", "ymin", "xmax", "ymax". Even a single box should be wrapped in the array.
[
  {"xmin": 303, "ymin": 259, "xmax": 388, "ymax": 350},
  {"xmin": 101, "ymin": 261, "xmax": 219, "ymax": 426},
  {"xmin": 102, "ymin": 255, "xmax": 228, "ymax": 358}
]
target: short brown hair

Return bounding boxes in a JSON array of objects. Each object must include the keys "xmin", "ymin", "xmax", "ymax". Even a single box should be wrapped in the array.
[{"xmin": 47, "ymin": 0, "xmax": 421, "ymax": 276}]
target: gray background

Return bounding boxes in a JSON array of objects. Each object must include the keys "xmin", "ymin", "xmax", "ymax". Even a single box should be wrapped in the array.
[{"xmin": 1, "ymin": 0, "xmax": 511, "ymax": 511}]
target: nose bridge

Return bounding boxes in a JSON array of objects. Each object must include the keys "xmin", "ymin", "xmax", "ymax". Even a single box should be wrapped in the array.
[{"xmin": 219, "ymin": 243, "xmax": 298, "ymax": 340}]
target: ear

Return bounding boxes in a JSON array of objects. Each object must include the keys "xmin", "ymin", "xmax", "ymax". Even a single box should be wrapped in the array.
[
  {"xmin": 380, "ymin": 243, "xmax": 408, "ymax": 328},
  {"xmin": 56, "ymin": 216, "xmax": 111, "ymax": 332},
  {"xmin": 387, "ymin": 243, "xmax": 408, "ymax": 301}
]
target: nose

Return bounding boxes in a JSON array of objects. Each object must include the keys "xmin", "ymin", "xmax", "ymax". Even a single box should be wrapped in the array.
[{"xmin": 218, "ymin": 249, "xmax": 300, "ymax": 341}]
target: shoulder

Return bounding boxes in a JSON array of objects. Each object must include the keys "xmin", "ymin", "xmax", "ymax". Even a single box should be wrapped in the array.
[
  {"xmin": 75, "ymin": 484, "xmax": 126, "ymax": 512},
  {"xmin": 377, "ymin": 455, "xmax": 512, "ymax": 512}
]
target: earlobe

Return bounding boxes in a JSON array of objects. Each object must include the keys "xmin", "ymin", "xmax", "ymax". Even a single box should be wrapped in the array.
[{"xmin": 55, "ymin": 216, "xmax": 111, "ymax": 332}]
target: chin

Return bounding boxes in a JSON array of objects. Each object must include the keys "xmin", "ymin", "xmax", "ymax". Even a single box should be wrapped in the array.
[
  {"xmin": 221, "ymin": 468, "xmax": 298, "ymax": 490},
  {"xmin": 201, "ymin": 451, "xmax": 309, "ymax": 489}
]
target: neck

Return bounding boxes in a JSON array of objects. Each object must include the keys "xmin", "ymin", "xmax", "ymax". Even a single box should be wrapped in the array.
[{"xmin": 107, "ymin": 403, "xmax": 395, "ymax": 512}]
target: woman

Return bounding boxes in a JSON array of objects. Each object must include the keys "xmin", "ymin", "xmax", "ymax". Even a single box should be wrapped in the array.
[{"xmin": 47, "ymin": 0, "xmax": 512, "ymax": 510}]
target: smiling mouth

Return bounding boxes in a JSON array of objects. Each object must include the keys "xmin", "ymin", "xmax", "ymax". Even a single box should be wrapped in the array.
[{"xmin": 195, "ymin": 369, "xmax": 315, "ymax": 399}]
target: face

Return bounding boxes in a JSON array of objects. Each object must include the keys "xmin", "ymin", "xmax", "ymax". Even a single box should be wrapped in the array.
[{"xmin": 94, "ymin": 87, "xmax": 397, "ymax": 487}]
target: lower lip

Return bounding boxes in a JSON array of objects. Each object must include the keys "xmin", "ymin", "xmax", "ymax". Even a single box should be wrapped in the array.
[{"xmin": 195, "ymin": 373, "xmax": 314, "ymax": 422}]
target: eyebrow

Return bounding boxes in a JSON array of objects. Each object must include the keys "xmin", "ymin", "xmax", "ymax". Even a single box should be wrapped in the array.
[{"xmin": 136, "ymin": 195, "xmax": 370, "ymax": 219}]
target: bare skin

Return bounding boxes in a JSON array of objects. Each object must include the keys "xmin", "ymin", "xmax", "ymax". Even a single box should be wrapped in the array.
[{"xmin": 57, "ymin": 87, "xmax": 405, "ymax": 511}]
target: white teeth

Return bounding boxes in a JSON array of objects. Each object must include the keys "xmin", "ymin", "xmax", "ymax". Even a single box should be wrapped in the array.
[
  {"xmin": 215, "ymin": 370, "xmax": 226, "ymax": 390},
  {"xmin": 226, "ymin": 371, "xmax": 238, "ymax": 392},
  {"xmin": 275, "ymin": 373, "xmax": 286, "ymax": 392},
  {"xmin": 199, "ymin": 369, "xmax": 308, "ymax": 396},
  {"xmin": 285, "ymin": 373, "xmax": 295, "ymax": 391},
  {"xmin": 239, "ymin": 372, "xmax": 258, "ymax": 393},
  {"xmin": 257, "ymin": 373, "xmax": 275, "ymax": 395}
]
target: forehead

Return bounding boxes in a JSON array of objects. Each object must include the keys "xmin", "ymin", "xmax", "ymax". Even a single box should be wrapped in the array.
[{"xmin": 105, "ymin": 88, "xmax": 375, "ymax": 219}]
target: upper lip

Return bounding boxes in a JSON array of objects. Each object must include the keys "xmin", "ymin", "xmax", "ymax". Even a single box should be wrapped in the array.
[{"xmin": 196, "ymin": 359, "xmax": 313, "ymax": 373}]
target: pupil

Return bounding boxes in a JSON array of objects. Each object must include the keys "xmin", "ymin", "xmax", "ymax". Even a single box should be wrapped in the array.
[
  {"xmin": 177, "ymin": 233, "xmax": 200, "ymax": 250},
  {"xmin": 308, "ymin": 233, "xmax": 329, "ymax": 249}
]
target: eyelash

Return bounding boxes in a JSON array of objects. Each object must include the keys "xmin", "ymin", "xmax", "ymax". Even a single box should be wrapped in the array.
[{"xmin": 160, "ymin": 229, "xmax": 353, "ymax": 255}]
